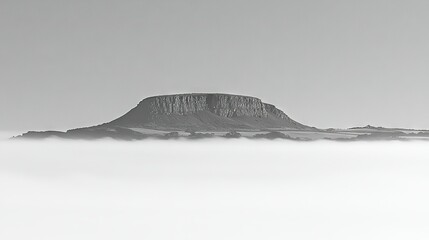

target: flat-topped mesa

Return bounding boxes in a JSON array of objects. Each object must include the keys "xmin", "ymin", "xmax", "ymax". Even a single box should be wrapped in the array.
[
  {"xmin": 141, "ymin": 94, "xmax": 268, "ymax": 118},
  {"xmin": 107, "ymin": 93, "xmax": 310, "ymax": 130},
  {"xmin": 15, "ymin": 93, "xmax": 315, "ymax": 139}
]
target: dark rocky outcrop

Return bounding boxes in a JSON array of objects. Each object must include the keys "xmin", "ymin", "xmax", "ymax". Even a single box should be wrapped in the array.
[
  {"xmin": 253, "ymin": 131, "xmax": 292, "ymax": 139},
  {"xmin": 223, "ymin": 131, "xmax": 242, "ymax": 138}
]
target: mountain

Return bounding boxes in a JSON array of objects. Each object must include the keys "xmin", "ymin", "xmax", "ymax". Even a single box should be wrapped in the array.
[
  {"xmin": 14, "ymin": 93, "xmax": 429, "ymax": 141},
  {"xmin": 17, "ymin": 93, "xmax": 314, "ymax": 140},
  {"xmin": 106, "ymin": 93, "xmax": 310, "ymax": 131}
]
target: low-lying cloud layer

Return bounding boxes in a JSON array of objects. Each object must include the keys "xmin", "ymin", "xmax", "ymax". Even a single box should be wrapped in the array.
[{"xmin": 1, "ymin": 138, "xmax": 429, "ymax": 240}]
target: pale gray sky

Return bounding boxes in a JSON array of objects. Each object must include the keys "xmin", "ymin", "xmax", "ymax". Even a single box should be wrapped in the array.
[{"xmin": 1, "ymin": 0, "xmax": 429, "ymax": 131}]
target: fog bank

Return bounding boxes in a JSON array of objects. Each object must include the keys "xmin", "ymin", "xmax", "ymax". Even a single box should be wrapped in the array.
[{"xmin": 1, "ymin": 139, "xmax": 429, "ymax": 240}]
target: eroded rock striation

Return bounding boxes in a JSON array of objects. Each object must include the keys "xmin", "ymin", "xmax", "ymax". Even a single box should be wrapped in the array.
[
  {"xmin": 145, "ymin": 94, "xmax": 267, "ymax": 117},
  {"xmin": 124, "ymin": 94, "xmax": 266, "ymax": 118}
]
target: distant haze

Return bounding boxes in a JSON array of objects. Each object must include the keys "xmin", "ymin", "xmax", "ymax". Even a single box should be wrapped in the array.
[{"xmin": 1, "ymin": 0, "xmax": 429, "ymax": 131}]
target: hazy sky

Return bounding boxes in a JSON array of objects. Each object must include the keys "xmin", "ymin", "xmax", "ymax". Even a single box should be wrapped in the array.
[{"xmin": 1, "ymin": 0, "xmax": 429, "ymax": 131}]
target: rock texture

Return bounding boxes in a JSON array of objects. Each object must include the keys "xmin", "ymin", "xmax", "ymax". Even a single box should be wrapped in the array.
[
  {"xmin": 128, "ymin": 94, "xmax": 266, "ymax": 117},
  {"xmin": 108, "ymin": 93, "xmax": 310, "ymax": 130}
]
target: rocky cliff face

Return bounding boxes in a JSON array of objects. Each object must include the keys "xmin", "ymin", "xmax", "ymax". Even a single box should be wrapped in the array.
[
  {"xmin": 139, "ymin": 94, "xmax": 268, "ymax": 118},
  {"xmin": 109, "ymin": 93, "xmax": 309, "ymax": 130}
]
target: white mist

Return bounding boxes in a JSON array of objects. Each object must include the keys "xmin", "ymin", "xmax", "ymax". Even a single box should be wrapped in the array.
[{"xmin": 1, "ymin": 139, "xmax": 429, "ymax": 240}]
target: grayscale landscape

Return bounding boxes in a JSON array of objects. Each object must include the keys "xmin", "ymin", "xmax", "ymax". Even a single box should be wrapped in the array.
[
  {"xmin": 13, "ymin": 93, "xmax": 429, "ymax": 141},
  {"xmin": 2, "ymin": 0, "xmax": 429, "ymax": 239}
]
